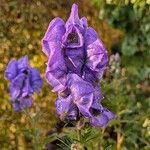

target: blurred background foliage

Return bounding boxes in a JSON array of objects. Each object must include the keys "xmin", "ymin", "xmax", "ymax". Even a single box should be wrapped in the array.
[{"xmin": 0, "ymin": 0, "xmax": 149, "ymax": 149}]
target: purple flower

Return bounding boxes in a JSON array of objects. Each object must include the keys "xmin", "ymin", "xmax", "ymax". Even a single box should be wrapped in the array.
[
  {"xmin": 42, "ymin": 4, "xmax": 115, "ymax": 127},
  {"xmin": 42, "ymin": 4, "xmax": 107, "ymax": 92},
  {"xmin": 90, "ymin": 107, "xmax": 115, "ymax": 128},
  {"xmin": 56, "ymin": 74, "xmax": 94, "ymax": 120},
  {"xmin": 56, "ymin": 74, "xmax": 115, "ymax": 127},
  {"xmin": 5, "ymin": 55, "xmax": 42, "ymax": 112}
]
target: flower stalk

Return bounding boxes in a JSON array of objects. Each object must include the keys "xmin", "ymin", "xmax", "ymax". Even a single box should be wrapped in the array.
[{"xmin": 23, "ymin": 109, "xmax": 40, "ymax": 150}]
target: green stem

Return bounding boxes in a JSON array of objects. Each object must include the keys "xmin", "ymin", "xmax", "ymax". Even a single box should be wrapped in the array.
[
  {"xmin": 23, "ymin": 109, "xmax": 40, "ymax": 150},
  {"xmin": 76, "ymin": 120, "xmax": 85, "ymax": 150},
  {"xmin": 33, "ymin": 134, "xmax": 40, "ymax": 150},
  {"xmin": 77, "ymin": 128, "xmax": 81, "ymax": 142}
]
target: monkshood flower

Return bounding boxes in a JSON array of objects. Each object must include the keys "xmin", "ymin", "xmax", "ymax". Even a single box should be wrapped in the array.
[
  {"xmin": 5, "ymin": 55, "xmax": 42, "ymax": 112},
  {"xmin": 56, "ymin": 74, "xmax": 115, "ymax": 127},
  {"xmin": 42, "ymin": 4, "xmax": 115, "ymax": 127},
  {"xmin": 42, "ymin": 4, "xmax": 107, "ymax": 93}
]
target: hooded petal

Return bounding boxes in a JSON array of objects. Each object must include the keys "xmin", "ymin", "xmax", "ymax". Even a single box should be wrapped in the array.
[
  {"xmin": 63, "ymin": 4, "xmax": 85, "ymax": 48},
  {"xmin": 65, "ymin": 4, "xmax": 80, "ymax": 27},
  {"xmin": 90, "ymin": 107, "xmax": 115, "ymax": 128},
  {"xmin": 5, "ymin": 60, "xmax": 18, "ymax": 81},
  {"xmin": 10, "ymin": 74, "xmax": 26, "ymax": 99},
  {"xmin": 30, "ymin": 68, "xmax": 42, "ymax": 92},
  {"xmin": 62, "ymin": 25, "xmax": 84, "ymax": 48},
  {"xmin": 17, "ymin": 55, "xmax": 29, "ymax": 71},
  {"xmin": 22, "ymin": 77, "xmax": 33, "ymax": 97},
  {"xmin": 84, "ymin": 27, "xmax": 98, "ymax": 46},
  {"xmin": 45, "ymin": 43, "xmax": 67, "ymax": 92},
  {"xmin": 42, "ymin": 17, "xmax": 65, "ymax": 56},
  {"xmin": 55, "ymin": 95, "xmax": 77, "ymax": 120},
  {"xmin": 86, "ymin": 39, "xmax": 108, "ymax": 72},
  {"xmin": 68, "ymin": 74, "xmax": 94, "ymax": 117}
]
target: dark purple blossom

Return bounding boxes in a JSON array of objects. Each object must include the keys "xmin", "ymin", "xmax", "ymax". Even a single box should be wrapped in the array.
[
  {"xmin": 5, "ymin": 55, "xmax": 42, "ymax": 112},
  {"xmin": 42, "ymin": 4, "xmax": 115, "ymax": 127}
]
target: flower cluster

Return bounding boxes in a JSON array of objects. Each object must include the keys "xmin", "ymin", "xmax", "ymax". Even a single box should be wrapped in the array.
[
  {"xmin": 5, "ymin": 55, "xmax": 42, "ymax": 112},
  {"xmin": 42, "ymin": 4, "xmax": 115, "ymax": 127}
]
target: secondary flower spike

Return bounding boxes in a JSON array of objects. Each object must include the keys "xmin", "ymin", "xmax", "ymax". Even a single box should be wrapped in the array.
[
  {"xmin": 5, "ymin": 55, "xmax": 42, "ymax": 112},
  {"xmin": 42, "ymin": 4, "xmax": 115, "ymax": 127}
]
